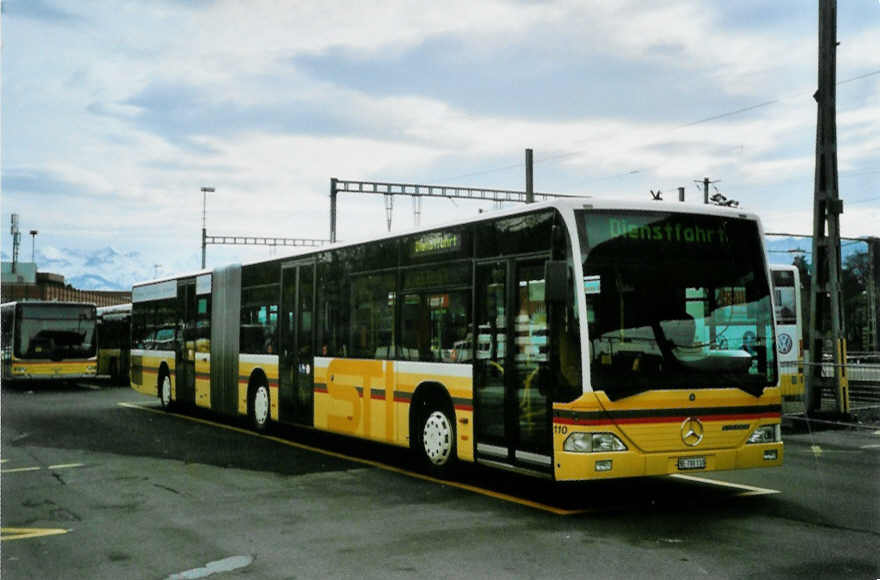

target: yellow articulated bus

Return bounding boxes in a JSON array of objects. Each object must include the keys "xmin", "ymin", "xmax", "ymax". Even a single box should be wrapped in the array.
[
  {"xmin": 97, "ymin": 303, "xmax": 132, "ymax": 384},
  {"xmin": 130, "ymin": 198, "xmax": 782, "ymax": 480},
  {"xmin": 1, "ymin": 301, "xmax": 98, "ymax": 382}
]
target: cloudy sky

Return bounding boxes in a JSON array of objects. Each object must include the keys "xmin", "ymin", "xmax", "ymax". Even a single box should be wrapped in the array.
[{"xmin": 3, "ymin": 0, "xmax": 879, "ymax": 280}]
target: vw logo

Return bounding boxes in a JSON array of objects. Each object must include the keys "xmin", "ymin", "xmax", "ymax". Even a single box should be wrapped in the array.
[
  {"xmin": 777, "ymin": 333, "xmax": 793, "ymax": 355},
  {"xmin": 680, "ymin": 417, "xmax": 704, "ymax": 447}
]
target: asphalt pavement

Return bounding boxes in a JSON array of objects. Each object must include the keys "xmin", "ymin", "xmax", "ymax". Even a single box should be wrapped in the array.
[{"xmin": 2, "ymin": 382, "xmax": 878, "ymax": 579}]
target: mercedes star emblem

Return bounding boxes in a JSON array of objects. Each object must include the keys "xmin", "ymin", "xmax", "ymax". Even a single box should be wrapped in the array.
[{"xmin": 680, "ymin": 417, "xmax": 704, "ymax": 447}]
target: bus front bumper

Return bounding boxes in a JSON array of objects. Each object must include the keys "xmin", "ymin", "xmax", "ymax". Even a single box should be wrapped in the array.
[{"xmin": 554, "ymin": 442, "xmax": 784, "ymax": 481}]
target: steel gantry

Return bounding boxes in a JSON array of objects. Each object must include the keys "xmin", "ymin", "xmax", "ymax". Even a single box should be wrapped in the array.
[
  {"xmin": 329, "ymin": 177, "xmax": 574, "ymax": 243},
  {"xmin": 204, "ymin": 235, "xmax": 329, "ymax": 249}
]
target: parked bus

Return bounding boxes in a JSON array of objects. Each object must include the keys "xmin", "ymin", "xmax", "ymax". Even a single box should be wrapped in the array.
[
  {"xmin": 97, "ymin": 303, "xmax": 131, "ymax": 384},
  {"xmin": 770, "ymin": 264, "xmax": 804, "ymax": 414},
  {"xmin": 1, "ymin": 301, "xmax": 98, "ymax": 382},
  {"xmin": 130, "ymin": 198, "xmax": 782, "ymax": 480}
]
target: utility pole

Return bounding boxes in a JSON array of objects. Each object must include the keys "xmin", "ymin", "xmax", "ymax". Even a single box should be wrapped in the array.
[
  {"xmin": 330, "ymin": 178, "xmax": 338, "ymax": 243},
  {"xmin": 29, "ymin": 230, "xmax": 38, "ymax": 263},
  {"xmin": 694, "ymin": 177, "xmax": 720, "ymax": 205},
  {"xmin": 525, "ymin": 148, "xmax": 534, "ymax": 203},
  {"xmin": 805, "ymin": 0, "xmax": 848, "ymax": 417},
  {"xmin": 867, "ymin": 237, "xmax": 880, "ymax": 351},
  {"xmin": 200, "ymin": 186, "xmax": 215, "ymax": 269}
]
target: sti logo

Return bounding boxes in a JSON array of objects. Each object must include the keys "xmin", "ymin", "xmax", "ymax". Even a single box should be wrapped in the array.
[{"xmin": 777, "ymin": 333, "xmax": 793, "ymax": 355}]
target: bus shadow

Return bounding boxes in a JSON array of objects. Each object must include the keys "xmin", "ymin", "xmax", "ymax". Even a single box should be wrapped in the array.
[{"xmin": 130, "ymin": 400, "xmax": 780, "ymax": 516}]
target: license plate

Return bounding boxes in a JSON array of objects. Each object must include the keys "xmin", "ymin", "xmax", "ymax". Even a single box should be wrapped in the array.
[{"xmin": 677, "ymin": 456, "xmax": 706, "ymax": 470}]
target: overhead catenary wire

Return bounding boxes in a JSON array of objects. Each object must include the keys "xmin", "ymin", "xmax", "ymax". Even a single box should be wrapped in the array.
[
  {"xmin": 387, "ymin": 66, "xmax": 880, "ymax": 223},
  {"xmin": 428, "ymin": 67, "xmax": 880, "ymax": 188}
]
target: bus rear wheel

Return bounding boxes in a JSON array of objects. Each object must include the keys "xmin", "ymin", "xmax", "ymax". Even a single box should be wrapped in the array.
[
  {"xmin": 249, "ymin": 382, "xmax": 271, "ymax": 433},
  {"xmin": 109, "ymin": 359, "xmax": 119, "ymax": 384},
  {"xmin": 158, "ymin": 374, "xmax": 173, "ymax": 410},
  {"xmin": 412, "ymin": 402, "xmax": 457, "ymax": 477}
]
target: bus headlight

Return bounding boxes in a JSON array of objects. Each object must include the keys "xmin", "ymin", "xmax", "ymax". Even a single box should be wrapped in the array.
[
  {"xmin": 13, "ymin": 366, "xmax": 27, "ymax": 374},
  {"xmin": 563, "ymin": 432, "xmax": 627, "ymax": 453},
  {"xmin": 747, "ymin": 424, "xmax": 781, "ymax": 444}
]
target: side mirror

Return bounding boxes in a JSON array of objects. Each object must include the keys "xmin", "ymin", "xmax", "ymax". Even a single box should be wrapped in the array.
[{"xmin": 545, "ymin": 260, "xmax": 568, "ymax": 304}]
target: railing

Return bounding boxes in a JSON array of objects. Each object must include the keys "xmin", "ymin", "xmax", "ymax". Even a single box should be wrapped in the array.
[
  {"xmin": 819, "ymin": 355, "xmax": 880, "ymax": 405},
  {"xmin": 779, "ymin": 354, "xmax": 880, "ymax": 408}
]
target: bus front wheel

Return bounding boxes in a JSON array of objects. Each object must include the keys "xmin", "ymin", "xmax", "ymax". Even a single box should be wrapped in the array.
[{"xmin": 412, "ymin": 402, "xmax": 457, "ymax": 477}]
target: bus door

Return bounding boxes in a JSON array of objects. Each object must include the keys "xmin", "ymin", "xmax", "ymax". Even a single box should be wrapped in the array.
[
  {"xmin": 176, "ymin": 278, "xmax": 197, "ymax": 405},
  {"xmin": 474, "ymin": 258, "xmax": 552, "ymax": 474},
  {"xmin": 280, "ymin": 260, "xmax": 315, "ymax": 426}
]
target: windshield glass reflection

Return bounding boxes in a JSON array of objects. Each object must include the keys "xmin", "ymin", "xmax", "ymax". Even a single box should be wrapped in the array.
[{"xmin": 576, "ymin": 211, "xmax": 776, "ymax": 400}]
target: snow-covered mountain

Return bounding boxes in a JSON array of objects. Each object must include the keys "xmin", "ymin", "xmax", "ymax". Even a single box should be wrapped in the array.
[{"xmin": 1, "ymin": 245, "xmax": 185, "ymax": 291}]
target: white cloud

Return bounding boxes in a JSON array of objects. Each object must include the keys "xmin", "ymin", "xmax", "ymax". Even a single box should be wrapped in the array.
[
  {"xmin": 3, "ymin": 0, "xmax": 879, "ymax": 286},
  {"xmin": 840, "ymin": 27, "xmax": 880, "ymax": 71}
]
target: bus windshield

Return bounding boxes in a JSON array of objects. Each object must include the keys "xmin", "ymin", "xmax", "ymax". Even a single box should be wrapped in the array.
[
  {"xmin": 576, "ymin": 210, "xmax": 776, "ymax": 400},
  {"xmin": 15, "ymin": 304, "xmax": 97, "ymax": 360}
]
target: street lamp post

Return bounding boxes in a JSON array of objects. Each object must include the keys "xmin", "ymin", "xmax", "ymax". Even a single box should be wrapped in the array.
[
  {"xmin": 201, "ymin": 187, "xmax": 215, "ymax": 269},
  {"xmin": 29, "ymin": 230, "xmax": 38, "ymax": 263}
]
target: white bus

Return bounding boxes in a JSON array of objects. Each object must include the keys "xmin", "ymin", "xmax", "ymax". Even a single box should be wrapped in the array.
[{"xmin": 770, "ymin": 264, "xmax": 804, "ymax": 413}]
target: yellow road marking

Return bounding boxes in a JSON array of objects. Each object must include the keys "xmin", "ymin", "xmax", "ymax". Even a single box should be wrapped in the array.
[
  {"xmin": 1, "ymin": 467, "xmax": 42, "ymax": 474},
  {"xmin": 671, "ymin": 474, "xmax": 781, "ymax": 496},
  {"xmin": 1, "ymin": 528, "xmax": 70, "ymax": 541},
  {"xmin": 1, "ymin": 464, "xmax": 85, "ymax": 474},
  {"xmin": 804, "ymin": 445, "xmax": 861, "ymax": 455},
  {"xmin": 118, "ymin": 401, "xmax": 780, "ymax": 514}
]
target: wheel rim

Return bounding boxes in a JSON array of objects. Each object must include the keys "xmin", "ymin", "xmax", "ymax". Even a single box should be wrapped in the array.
[
  {"xmin": 160, "ymin": 376, "xmax": 172, "ymax": 407},
  {"xmin": 422, "ymin": 410, "xmax": 453, "ymax": 465},
  {"xmin": 253, "ymin": 385, "xmax": 270, "ymax": 426}
]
